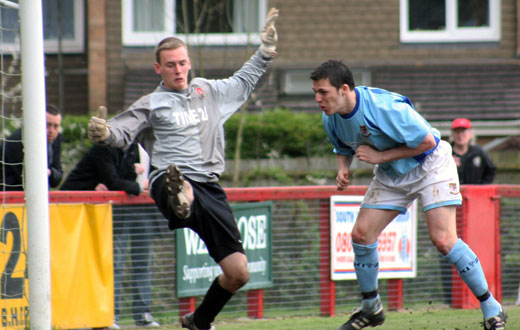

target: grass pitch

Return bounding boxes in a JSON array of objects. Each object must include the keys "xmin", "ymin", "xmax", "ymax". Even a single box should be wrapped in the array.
[{"xmin": 150, "ymin": 304, "xmax": 519, "ymax": 330}]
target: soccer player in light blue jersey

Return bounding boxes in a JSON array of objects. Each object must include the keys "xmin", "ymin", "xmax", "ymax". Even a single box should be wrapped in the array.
[{"xmin": 311, "ymin": 60, "xmax": 506, "ymax": 330}]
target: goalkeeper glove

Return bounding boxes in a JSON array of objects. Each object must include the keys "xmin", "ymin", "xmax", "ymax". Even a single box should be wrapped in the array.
[
  {"xmin": 259, "ymin": 7, "xmax": 279, "ymax": 58},
  {"xmin": 88, "ymin": 106, "xmax": 111, "ymax": 143}
]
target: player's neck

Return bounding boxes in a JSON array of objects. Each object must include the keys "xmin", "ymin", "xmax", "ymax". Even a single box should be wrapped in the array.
[{"xmin": 341, "ymin": 90, "xmax": 357, "ymax": 115}]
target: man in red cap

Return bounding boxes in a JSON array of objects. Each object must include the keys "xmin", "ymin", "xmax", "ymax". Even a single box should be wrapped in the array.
[{"xmin": 451, "ymin": 118, "xmax": 496, "ymax": 184}]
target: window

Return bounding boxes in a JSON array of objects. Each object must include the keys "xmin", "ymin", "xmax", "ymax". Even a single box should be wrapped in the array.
[
  {"xmin": 122, "ymin": 0, "xmax": 267, "ymax": 46},
  {"xmin": 0, "ymin": 0, "xmax": 84, "ymax": 53},
  {"xmin": 400, "ymin": 0, "xmax": 500, "ymax": 43}
]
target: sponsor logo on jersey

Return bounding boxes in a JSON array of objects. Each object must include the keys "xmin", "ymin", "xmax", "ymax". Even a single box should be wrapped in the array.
[{"xmin": 172, "ymin": 107, "xmax": 209, "ymax": 126}]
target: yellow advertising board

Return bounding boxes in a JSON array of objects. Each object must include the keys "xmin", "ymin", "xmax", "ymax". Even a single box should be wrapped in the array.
[
  {"xmin": 0, "ymin": 203, "xmax": 113, "ymax": 329},
  {"xmin": 0, "ymin": 206, "xmax": 28, "ymax": 328}
]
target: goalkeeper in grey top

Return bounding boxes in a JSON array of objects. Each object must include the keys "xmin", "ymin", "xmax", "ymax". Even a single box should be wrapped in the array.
[{"xmin": 88, "ymin": 8, "xmax": 279, "ymax": 330}]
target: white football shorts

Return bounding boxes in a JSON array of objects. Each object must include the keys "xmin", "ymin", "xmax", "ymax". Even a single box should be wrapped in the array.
[{"xmin": 362, "ymin": 140, "xmax": 462, "ymax": 213}]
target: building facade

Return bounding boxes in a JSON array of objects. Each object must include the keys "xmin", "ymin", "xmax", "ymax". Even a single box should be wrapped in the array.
[{"xmin": 23, "ymin": 0, "xmax": 520, "ymax": 140}]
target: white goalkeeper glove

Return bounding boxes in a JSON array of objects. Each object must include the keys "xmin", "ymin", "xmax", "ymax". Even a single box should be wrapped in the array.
[
  {"xmin": 88, "ymin": 106, "xmax": 111, "ymax": 143},
  {"xmin": 259, "ymin": 7, "xmax": 279, "ymax": 58}
]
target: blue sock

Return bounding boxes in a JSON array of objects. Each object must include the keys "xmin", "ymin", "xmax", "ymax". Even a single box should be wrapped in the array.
[
  {"xmin": 352, "ymin": 241, "xmax": 379, "ymax": 294},
  {"xmin": 480, "ymin": 294, "xmax": 501, "ymax": 319},
  {"xmin": 443, "ymin": 239, "xmax": 500, "ymax": 318}
]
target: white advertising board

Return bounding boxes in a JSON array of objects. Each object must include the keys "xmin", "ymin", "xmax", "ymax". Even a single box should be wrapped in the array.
[{"xmin": 330, "ymin": 196, "xmax": 417, "ymax": 280}]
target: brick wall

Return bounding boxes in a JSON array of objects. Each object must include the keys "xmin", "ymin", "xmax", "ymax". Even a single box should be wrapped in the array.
[
  {"xmin": 45, "ymin": 0, "xmax": 519, "ymax": 119},
  {"xmin": 44, "ymin": 55, "xmax": 88, "ymax": 115}
]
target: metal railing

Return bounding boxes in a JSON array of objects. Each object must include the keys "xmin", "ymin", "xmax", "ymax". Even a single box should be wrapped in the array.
[{"xmin": 2, "ymin": 185, "xmax": 519, "ymax": 327}]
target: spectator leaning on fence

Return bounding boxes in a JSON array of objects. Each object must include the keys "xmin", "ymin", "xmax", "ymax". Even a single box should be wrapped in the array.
[
  {"xmin": 60, "ymin": 141, "xmax": 158, "ymax": 328},
  {"xmin": 86, "ymin": 8, "xmax": 279, "ymax": 330},
  {"xmin": 0, "ymin": 104, "xmax": 63, "ymax": 191},
  {"xmin": 451, "ymin": 118, "xmax": 496, "ymax": 184},
  {"xmin": 310, "ymin": 60, "xmax": 507, "ymax": 330},
  {"xmin": 60, "ymin": 141, "xmax": 148, "ymax": 194}
]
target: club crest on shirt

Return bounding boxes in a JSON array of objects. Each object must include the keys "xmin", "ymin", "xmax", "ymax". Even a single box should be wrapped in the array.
[
  {"xmin": 196, "ymin": 87, "xmax": 205, "ymax": 99},
  {"xmin": 449, "ymin": 183, "xmax": 459, "ymax": 195},
  {"xmin": 360, "ymin": 125, "xmax": 371, "ymax": 138},
  {"xmin": 473, "ymin": 156, "xmax": 482, "ymax": 167}
]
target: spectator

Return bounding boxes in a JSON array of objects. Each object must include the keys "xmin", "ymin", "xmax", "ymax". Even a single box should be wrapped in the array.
[
  {"xmin": 60, "ymin": 142, "xmax": 159, "ymax": 328},
  {"xmin": 60, "ymin": 142, "xmax": 147, "ymax": 194},
  {"xmin": 0, "ymin": 104, "xmax": 63, "ymax": 191},
  {"xmin": 451, "ymin": 118, "xmax": 496, "ymax": 184}
]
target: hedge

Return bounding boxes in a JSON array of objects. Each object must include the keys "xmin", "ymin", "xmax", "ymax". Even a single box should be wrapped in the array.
[
  {"xmin": 2, "ymin": 109, "xmax": 332, "ymax": 181},
  {"xmin": 224, "ymin": 108, "xmax": 330, "ymax": 159}
]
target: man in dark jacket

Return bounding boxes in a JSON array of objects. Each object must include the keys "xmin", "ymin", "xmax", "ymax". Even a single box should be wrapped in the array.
[
  {"xmin": 60, "ymin": 141, "xmax": 159, "ymax": 328},
  {"xmin": 0, "ymin": 104, "xmax": 63, "ymax": 191},
  {"xmin": 451, "ymin": 118, "xmax": 496, "ymax": 184},
  {"xmin": 60, "ymin": 142, "xmax": 146, "ymax": 194}
]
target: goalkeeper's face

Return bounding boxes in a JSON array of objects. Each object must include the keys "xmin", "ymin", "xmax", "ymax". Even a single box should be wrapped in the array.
[
  {"xmin": 46, "ymin": 112, "xmax": 62, "ymax": 143},
  {"xmin": 154, "ymin": 46, "xmax": 191, "ymax": 91}
]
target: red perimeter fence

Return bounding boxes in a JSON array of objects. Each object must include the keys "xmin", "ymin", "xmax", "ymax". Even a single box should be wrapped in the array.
[{"xmin": 1, "ymin": 185, "xmax": 520, "ymax": 326}]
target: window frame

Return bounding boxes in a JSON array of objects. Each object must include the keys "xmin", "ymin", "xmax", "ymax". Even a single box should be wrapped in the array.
[
  {"xmin": 0, "ymin": 0, "xmax": 84, "ymax": 53},
  {"xmin": 122, "ymin": 0, "xmax": 267, "ymax": 47},
  {"xmin": 44, "ymin": 0, "xmax": 85, "ymax": 53},
  {"xmin": 399, "ymin": 0, "xmax": 501, "ymax": 43}
]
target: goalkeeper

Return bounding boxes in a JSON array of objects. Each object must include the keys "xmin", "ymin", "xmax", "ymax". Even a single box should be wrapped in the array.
[{"xmin": 88, "ymin": 8, "xmax": 279, "ymax": 330}]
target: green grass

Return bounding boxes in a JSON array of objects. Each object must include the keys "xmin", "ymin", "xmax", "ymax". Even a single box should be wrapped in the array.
[{"xmin": 144, "ymin": 304, "xmax": 520, "ymax": 330}]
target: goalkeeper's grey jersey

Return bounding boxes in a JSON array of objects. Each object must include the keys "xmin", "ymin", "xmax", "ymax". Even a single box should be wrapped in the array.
[{"xmin": 104, "ymin": 50, "xmax": 270, "ymax": 187}]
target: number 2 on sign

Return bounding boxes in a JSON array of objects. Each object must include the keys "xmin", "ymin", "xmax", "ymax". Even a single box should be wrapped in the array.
[{"xmin": 1, "ymin": 212, "xmax": 26, "ymax": 299}]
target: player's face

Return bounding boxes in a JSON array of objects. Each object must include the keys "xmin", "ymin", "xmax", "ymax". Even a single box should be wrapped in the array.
[
  {"xmin": 312, "ymin": 78, "xmax": 348, "ymax": 116},
  {"xmin": 452, "ymin": 127, "xmax": 472, "ymax": 147},
  {"xmin": 154, "ymin": 47, "xmax": 191, "ymax": 91},
  {"xmin": 46, "ymin": 112, "xmax": 61, "ymax": 143}
]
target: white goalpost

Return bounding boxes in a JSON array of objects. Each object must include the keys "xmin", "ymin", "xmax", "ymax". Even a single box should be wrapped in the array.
[{"xmin": 2, "ymin": 0, "xmax": 52, "ymax": 328}]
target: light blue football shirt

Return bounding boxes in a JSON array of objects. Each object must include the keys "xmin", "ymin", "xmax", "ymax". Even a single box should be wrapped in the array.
[{"xmin": 322, "ymin": 86, "xmax": 440, "ymax": 178}]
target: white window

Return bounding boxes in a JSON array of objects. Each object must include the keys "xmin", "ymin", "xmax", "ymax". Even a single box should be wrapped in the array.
[
  {"xmin": 122, "ymin": 0, "xmax": 267, "ymax": 47},
  {"xmin": 0, "ymin": 0, "xmax": 84, "ymax": 53},
  {"xmin": 400, "ymin": 0, "xmax": 500, "ymax": 43}
]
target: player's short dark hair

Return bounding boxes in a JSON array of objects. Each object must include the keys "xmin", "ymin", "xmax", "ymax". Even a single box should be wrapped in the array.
[
  {"xmin": 46, "ymin": 104, "xmax": 61, "ymax": 116},
  {"xmin": 154, "ymin": 37, "xmax": 188, "ymax": 63},
  {"xmin": 310, "ymin": 60, "xmax": 355, "ymax": 90}
]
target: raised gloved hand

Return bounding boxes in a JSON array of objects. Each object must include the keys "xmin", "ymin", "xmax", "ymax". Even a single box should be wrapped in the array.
[
  {"xmin": 88, "ymin": 106, "xmax": 111, "ymax": 143},
  {"xmin": 259, "ymin": 7, "xmax": 279, "ymax": 58}
]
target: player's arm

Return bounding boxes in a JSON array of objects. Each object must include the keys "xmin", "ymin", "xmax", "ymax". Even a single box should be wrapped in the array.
[
  {"xmin": 88, "ymin": 104, "xmax": 150, "ymax": 148},
  {"xmin": 356, "ymin": 132, "xmax": 437, "ymax": 165},
  {"xmin": 336, "ymin": 154, "xmax": 353, "ymax": 191},
  {"xmin": 210, "ymin": 8, "xmax": 279, "ymax": 116}
]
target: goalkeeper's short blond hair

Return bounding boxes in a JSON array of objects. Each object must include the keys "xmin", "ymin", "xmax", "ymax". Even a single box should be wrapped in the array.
[{"xmin": 154, "ymin": 37, "xmax": 187, "ymax": 63}]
